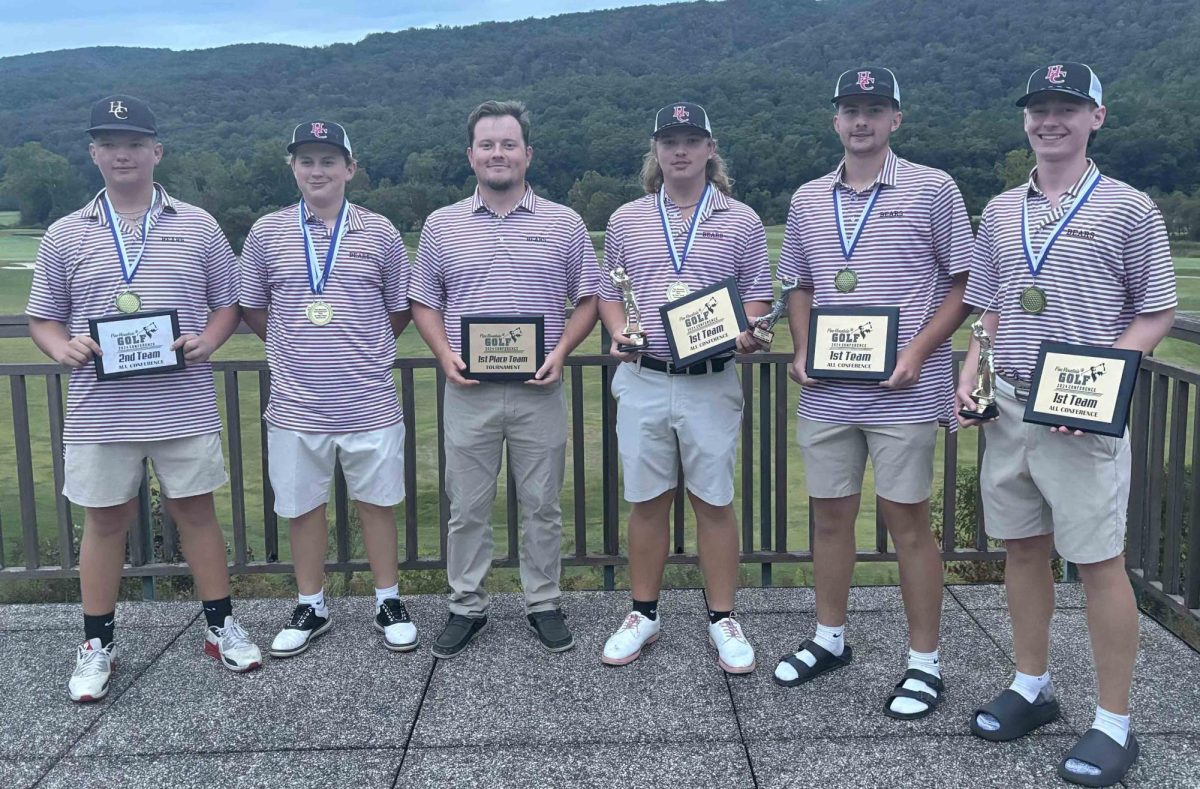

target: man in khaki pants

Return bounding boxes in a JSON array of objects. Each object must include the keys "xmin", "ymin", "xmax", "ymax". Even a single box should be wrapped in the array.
[{"xmin": 410, "ymin": 100, "xmax": 599, "ymax": 658}]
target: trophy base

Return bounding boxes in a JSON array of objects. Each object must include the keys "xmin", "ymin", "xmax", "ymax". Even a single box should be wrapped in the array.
[
  {"xmin": 750, "ymin": 326, "xmax": 774, "ymax": 347},
  {"xmin": 617, "ymin": 333, "xmax": 646, "ymax": 354},
  {"xmin": 959, "ymin": 401, "xmax": 1000, "ymax": 422}
]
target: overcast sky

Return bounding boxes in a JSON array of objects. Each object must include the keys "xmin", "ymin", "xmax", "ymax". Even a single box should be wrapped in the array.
[{"xmin": 0, "ymin": 0, "xmax": 685, "ymax": 58}]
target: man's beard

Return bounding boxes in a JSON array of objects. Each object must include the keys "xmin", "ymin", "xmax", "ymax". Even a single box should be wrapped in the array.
[{"xmin": 483, "ymin": 175, "xmax": 518, "ymax": 192}]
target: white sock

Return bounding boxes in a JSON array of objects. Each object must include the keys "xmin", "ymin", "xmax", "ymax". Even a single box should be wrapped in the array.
[
  {"xmin": 298, "ymin": 589, "xmax": 327, "ymax": 618},
  {"xmin": 773, "ymin": 622, "xmax": 844, "ymax": 682},
  {"xmin": 375, "ymin": 584, "xmax": 400, "ymax": 608},
  {"xmin": 1011, "ymin": 670, "xmax": 1053, "ymax": 704},
  {"xmin": 976, "ymin": 670, "xmax": 1052, "ymax": 731},
  {"xmin": 1090, "ymin": 706, "xmax": 1130, "ymax": 747},
  {"xmin": 1064, "ymin": 706, "xmax": 1130, "ymax": 777},
  {"xmin": 888, "ymin": 648, "xmax": 941, "ymax": 715}
]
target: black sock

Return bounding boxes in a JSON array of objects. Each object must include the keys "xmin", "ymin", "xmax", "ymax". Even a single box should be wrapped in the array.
[
  {"xmin": 632, "ymin": 598, "xmax": 658, "ymax": 621},
  {"xmin": 708, "ymin": 609, "xmax": 733, "ymax": 624},
  {"xmin": 83, "ymin": 612, "xmax": 115, "ymax": 647},
  {"xmin": 202, "ymin": 596, "xmax": 233, "ymax": 628}
]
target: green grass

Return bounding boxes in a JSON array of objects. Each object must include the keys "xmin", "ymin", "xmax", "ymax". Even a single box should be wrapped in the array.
[{"xmin": 1, "ymin": 228, "xmax": 1197, "ymax": 602}]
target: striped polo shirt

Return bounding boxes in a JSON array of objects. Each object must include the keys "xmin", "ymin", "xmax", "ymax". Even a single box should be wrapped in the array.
[
  {"xmin": 778, "ymin": 151, "xmax": 974, "ymax": 425},
  {"xmin": 598, "ymin": 187, "xmax": 773, "ymax": 360},
  {"xmin": 26, "ymin": 185, "xmax": 238, "ymax": 444},
  {"xmin": 240, "ymin": 202, "xmax": 410, "ymax": 433},
  {"xmin": 964, "ymin": 161, "xmax": 1177, "ymax": 381},
  {"xmin": 408, "ymin": 186, "xmax": 599, "ymax": 355}
]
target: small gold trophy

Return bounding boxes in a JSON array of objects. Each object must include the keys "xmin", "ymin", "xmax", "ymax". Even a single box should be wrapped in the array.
[
  {"xmin": 959, "ymin": 319, "xmax": 1000, "ymax": 421},
  {"xmin": 751, "ymin": 277, "xmax": 801, "ymax": 349},
  {"xmin": 609, "ymin": 266, "xmax": 647, "ymax": 353}
]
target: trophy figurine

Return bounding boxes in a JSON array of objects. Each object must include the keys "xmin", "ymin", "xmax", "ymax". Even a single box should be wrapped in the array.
[
  {"xmin": 751, "ymin": 277, "xmax": 801, "ymax": 348},
  {"xmin": 959, "ymin": 319, "xmax": 1000, "ymax": 421},
  {"xmin": 609, "ymin": 266, "xmax": 647, "ymax": 353}
]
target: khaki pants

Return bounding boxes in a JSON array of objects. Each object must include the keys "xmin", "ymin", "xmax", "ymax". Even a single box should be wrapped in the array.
[{"xmin": 443, "ymin": 380, "xmax": 567, "ymax": 615}]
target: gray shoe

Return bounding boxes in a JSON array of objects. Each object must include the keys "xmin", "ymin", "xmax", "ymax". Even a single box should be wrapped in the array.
[
  {"xmin": 527, "ymin": 609, "xmax": 574, "ymax": 653},
  {"xmin": 431, "ymin": 614, "xmax": 487, "ymax": 659}
]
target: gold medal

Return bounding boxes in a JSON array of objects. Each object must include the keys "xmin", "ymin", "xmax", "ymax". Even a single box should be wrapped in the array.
[
  {"xmin": 1020, "ymin": 286, "xmax": 1047, "ymax": 315},
  {"xmin": 306, "ymin": 300, "xmax": 334, "ymax": 326},
  {"xmin": 665, "ymin": 280, "xmax": 691, "ymax": 301},
  {"xmin": 115, "ymin": 291, "xmax": 142, "ymax": 314},
  {"xmin": 833, "ymin": 268, "xmax": 858, "ymax": 293}
]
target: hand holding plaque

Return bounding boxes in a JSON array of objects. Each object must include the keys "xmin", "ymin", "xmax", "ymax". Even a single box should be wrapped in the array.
[
  {"xmin": 958, "ymin": 320, "xmax": 1000, "ymax": 421},
  {"xmin": 805, "ymin": 306, "xmax": 899, "ymax": 381},
  {"xmin": 608, "ymin": 266, "xmax": 647, "ymax": 353},
  {"xmin": 660, "ymin": 278, "xmax": 747, "ymax": 367},
  {"xmin": 750, "ymin": 277, "xmax": 802, "ymax": 349},
  {"xmin": 460, "ymin": 316, "xmax": 546, "ymax": 382},
  {"xmin": 1023, "ymin": 342, "xmax": 1140, "ymax": 437},
  {"xmin": 89, "ymin": 310, "xmax": 186, "ymax": 381}
]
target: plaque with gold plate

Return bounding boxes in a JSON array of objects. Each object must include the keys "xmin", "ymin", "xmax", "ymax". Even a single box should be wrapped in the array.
[
  {"xmin": 659, "ymin": 277, "xmax": 747, "ymax": 368},
  {"xmin": 1023, "ymin": 341, "xmax": 1141, "ymax": 437},
  {"xmin": 460, "ymin": 315, "xmax": 546, "ymax": 382},
  {"xmin": 805, "ymin": 306, "xmax": 899, "ymax": 381}
]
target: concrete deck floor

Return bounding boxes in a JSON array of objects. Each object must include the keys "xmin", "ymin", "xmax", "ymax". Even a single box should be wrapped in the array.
[{"xmin": 2, "ymin": 584, "xmax": 1198, "ymax": 788}]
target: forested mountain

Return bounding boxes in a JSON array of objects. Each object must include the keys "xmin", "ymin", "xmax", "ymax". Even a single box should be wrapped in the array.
[{"xmin": 1, "ymin": 0, "xmax": 1197, "ymax": 245}]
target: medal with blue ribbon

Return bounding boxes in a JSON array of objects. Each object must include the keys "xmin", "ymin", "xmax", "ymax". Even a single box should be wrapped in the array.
[
  {"xmin": 831, "ymin": 183, "xmax": 881, "ymax": 293},
  {"xmin": 101, "ymin": 190, "xmax": 158, "ymax": 313},
  {"xmin": 299, "ymin": 198, "xmax": 348, "ymax": 325},
  {"xmin": 1020, "ymin": 168, "xmax": 1101, "ymax": 314},
  {"xmin": 658, "ymin": 183, "xmax": 712, "ymax": 301}
]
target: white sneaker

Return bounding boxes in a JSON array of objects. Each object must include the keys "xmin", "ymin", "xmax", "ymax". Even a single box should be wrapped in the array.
[
  {"xmin": 375, "ymin": 599, "xmax": 419, "ymax": 652},
  {"xmin": 205, "ymin": 616, "xmax": 263, "ymax": 672},
  {"xmin": 708, "ymin": 617, "xmax": 755, "ymax": 674},
  {"xmin": 68, "ymin": 638, "xmax": 117, "ymax": 703},
  {"xmin": 601, "ymin": 611, "xmax": 661, "ymax": 666}
]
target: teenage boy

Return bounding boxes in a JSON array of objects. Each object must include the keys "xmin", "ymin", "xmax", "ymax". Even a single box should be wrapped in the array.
[
  {"xmin": 772, "ymin": 68, "xmax": 974, "ymax": 720},
  {"xmin": 241, "ymin": 120, "xmax": 418, "ymax": 657},
  {"xmin": 28, "ymin": 95, "xmax": 262, "ymax": 702},
  {"xmin": 960, "ymin": 63, "xmax": 1176, "ymax": 786}
]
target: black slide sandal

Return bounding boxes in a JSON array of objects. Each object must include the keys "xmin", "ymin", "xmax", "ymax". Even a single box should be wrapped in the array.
[
  {"xmin": 969, "ymin": 688, "xmax": 1060, "ymax": 741},
  {"xmin": 1058, "ymin": 730, "xmax": 1139, "ymax": 787}
]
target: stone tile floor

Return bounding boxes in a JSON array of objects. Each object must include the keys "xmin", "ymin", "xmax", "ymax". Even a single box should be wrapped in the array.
[{"xmin": 2, "ymin": 584, "xmax": 1197, "ymax": 788}]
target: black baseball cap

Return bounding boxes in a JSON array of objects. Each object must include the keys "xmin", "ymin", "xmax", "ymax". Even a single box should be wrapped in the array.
[
  {"xmin": 832, "ymin": 67, "xmax": 901, "ymax": 108},
  {"xmin": 653, "ymin": 102, "xmax": 712, "ymax": 137},
  {"xmin": 288, "ymin": 120, "xmax": 354, "ymax": 157},
  {"xmin": 1016, "ymin": 62, "xmax": 1103, "ymax": 107},
  {"xmin": 87, "ymin": 95, "xmax": 156, "ymax": 136}
]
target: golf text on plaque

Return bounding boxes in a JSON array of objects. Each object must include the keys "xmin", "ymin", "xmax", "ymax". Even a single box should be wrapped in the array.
[
  {"xmin": 805, "ymin": 306, "xmax": 899, "ymax": 381},
  {"xmin": 460, "ymin": 315, "xmax": 545, "ymax": 382},
  {"xmin": 659, "ymin": 277, "xmax": 747, "ymax": 368},
  {"xmin": 88, "ymin": 310, "xmax": 185, "ymax": 381},
  {"xmin": 1023, "ymin": 341, "xmax": 1141, "ymax": 437}
]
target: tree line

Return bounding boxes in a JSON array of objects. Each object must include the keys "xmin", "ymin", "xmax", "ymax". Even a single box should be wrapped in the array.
[{"xmin": 0, "ymin": 0, "xmax": 1197, "ymax": 247}]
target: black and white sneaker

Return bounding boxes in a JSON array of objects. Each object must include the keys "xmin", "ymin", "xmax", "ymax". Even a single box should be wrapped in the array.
[
  {"xmin": 268, "ymin": 603, "xmax": 332, "ymax": 658},
  {"xmin": 374, "ymin": 598, "xmax": 419, "ymax": 652}
]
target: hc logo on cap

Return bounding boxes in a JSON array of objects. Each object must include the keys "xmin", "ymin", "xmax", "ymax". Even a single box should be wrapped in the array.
[
  {"xmin": 310, "ymin": 122, "xmax": 327, "ymax": 139},
  {"xmin": 109, "ymin": 101, "xmax": 128, "ymax": 119},
  {"xmin": 857, "ymin": 71, "xmax": 875, "ymax": 90},
  {"xmin": 672, "ymin": 106, "xmax": 689, "ymax": 123},
  {"xmin": 1045, "ymin": 64, "xmax": 1067, "ymax": 84}
]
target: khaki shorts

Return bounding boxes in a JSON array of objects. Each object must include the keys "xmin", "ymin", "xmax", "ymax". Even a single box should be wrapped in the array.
[
  {"xmin": 979, "ymin": 388, "xmax": 1130, "ymax": 564},
  {"xmin": 266, "ymin": 423, "xmax": 406, "ymax": 518},
  {"xmin": 612, "ymin": 361, "xmax": 742, "ymax": 506},
  {"xmin": 63, "ymin": 433, "xmax": 228, "ymax": 508},
  {"xmin": 797, "ymin": 419, "xmax": 938, "ymax": 504}
]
